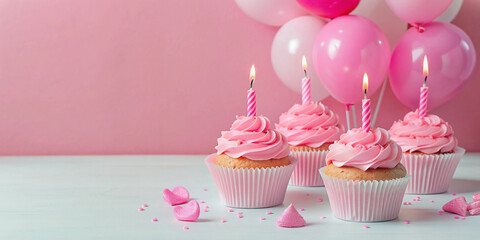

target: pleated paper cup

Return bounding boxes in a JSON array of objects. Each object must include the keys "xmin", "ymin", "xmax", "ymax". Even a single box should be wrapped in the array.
[
  {"xmin": 205, "ymin": 154, "xmax": 297, "ymax": 208},
  {"xmin": 289, "ymin": 149, "xmax": 328, "ymax": 187},
  {"xmin": 319, "ymin": 167, "xmax": 410, "ymax": 222},
  {"xmin": 401, "ymin": 147, "xmax": 465, "ymax": 194}
]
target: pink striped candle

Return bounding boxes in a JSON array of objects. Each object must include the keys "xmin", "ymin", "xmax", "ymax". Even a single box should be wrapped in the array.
[
  {"xmin": 301, "ymin": 56, "xmax": 311, "ymax": 104},
  {"xmin": 418, "ymin": 55, "xmax": 429, "ymax": 118},
  {"xmin": 362, "ymin": 73, "xmax": 371, "ymax": 132},
  {"xmin": 247, "ymin": 65, "xmax": 256, "ymax": 117}
]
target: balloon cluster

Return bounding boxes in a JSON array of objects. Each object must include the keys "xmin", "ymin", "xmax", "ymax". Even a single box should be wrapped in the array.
[{"xmin": 235, "ymin": 0, "xmax": 474, "ymax": 110}]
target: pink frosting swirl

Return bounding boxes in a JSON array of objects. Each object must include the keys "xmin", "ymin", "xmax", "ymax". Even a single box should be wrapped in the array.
[
  {"xmin": 389, "ymin": 110, "xmax": 457, "ymax": 154},
  {"xmin": 216, "ymin": 115, "xmax": 290, "ymax": 160},
  {"xmin": 326, "ymin": 128, "xmax": 402, "ymax": 171},
  {"xmin": 275, "ymin": 102, "xmax": 344, "ymax": 148}
]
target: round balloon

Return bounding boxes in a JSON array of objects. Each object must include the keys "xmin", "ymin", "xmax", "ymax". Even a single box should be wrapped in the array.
[
  {"xmin": 235, "ymin": 0, "xmax": 308, "ymax": 26},
  {"xmin": 271, "ymin": 16, "xmax": 329, "ymax": 101},
  {"xmin": 389, "ymin": 22, "xmax": 476, "ymax": 110},
  {"xmin": 385, "ymin": 0, "xmax": 453, "ymax": 25},
  {"xmin": 296, "ymin": 0, "xmax": 360, "ymax": 19},
  {"xmin": 435, "ymin": 0, "xmax": 463, "ymax": 22},
  {"xmin": 312, "ymin": 15, "xmax": 391, "ymax": 105}
]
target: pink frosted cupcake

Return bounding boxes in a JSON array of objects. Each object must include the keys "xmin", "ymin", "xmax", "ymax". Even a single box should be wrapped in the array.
[
  {"xmin": 205, "ymin": 115, "xmax": 297, "ymax": 208},
  {"xmin": 319, "ymin": 128, "xmax": 410, "ymax": 222},
  {"xmin": 276, "ymin": 102, "xmax": 344, "ymax": 186},
  {"xmin": 389, "ymin": 110, "xmax": 465, "ymax": 194}
]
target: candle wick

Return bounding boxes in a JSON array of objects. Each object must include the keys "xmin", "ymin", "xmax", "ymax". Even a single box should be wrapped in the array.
[
  {"xmin": 364, "ymin": 89, "xmax": 367, "ymax": 99},
  {"xmin": 304, "ymin": 70, "xmax": 307, "ymax": 78},
  {"xmin": 424, "ymin": 75, "xmax": 427, "ymax": 86},
  {"xmin": 250, "ymin": 79, "xmax": 254, "ymax": 89}
]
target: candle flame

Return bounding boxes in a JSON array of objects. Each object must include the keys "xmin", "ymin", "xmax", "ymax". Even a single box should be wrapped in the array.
[
  {"xmin": 302, "ymin": 56, "xmax": 307, "ymax": 71},
  {"xmin": 363, "ymin": 73, "xmax": 369, "ymax": 95},
  {"xmin": 423, "ymin": 55, "xmax": 429, "ymax": 76},
  {"xmin": 250, "ymin": 64, "xmax": 255, "ymax": 81}
]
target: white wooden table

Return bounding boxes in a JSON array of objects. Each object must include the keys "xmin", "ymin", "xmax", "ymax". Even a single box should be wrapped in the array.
[{"xmin": 1, "ymin": 153, "xmax": 479, "ymax": 240}]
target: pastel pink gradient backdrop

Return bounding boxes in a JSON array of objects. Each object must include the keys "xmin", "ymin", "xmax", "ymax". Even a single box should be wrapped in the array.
[{"xmin": 0, "ymin": 0, "xmax": 478, "ymax": 155}]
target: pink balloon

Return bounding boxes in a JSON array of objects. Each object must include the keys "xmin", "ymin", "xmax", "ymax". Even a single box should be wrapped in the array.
[
  {"xmin": 296, "ymin": 0, "xmax": 360, "ymax": 19},
  {"xmin": 385, "ymin": 0, "xmax": 453, "ymax": 25},
  {"xmin": 312, "ymin": 15, "xmax": 391, "ymax": 105},
  {"xmin": 235, "ymin": 0, "xmax": 308, "ymax": 26},
  {"xmin": 271, "ymin": 16, "xmax": 329, "ymax": 101},
  {"xmin": 389, "ymin": 22, "xmax": 476, "ymax": 110}
]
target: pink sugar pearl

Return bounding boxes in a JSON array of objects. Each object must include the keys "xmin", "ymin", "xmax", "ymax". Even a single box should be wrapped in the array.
[
  {"xmin": 138, "ymin": 207, "xmax": 144, "ymax": 211},
  {"xmin": 363, "ymin": 225, "xmax": 370, "ymax": 229},
  {"xmin": 183, "ymin": 226, "xmax": 189, "ymax": 230},
  {"xmin": 454, "ymin": 216, "xmax": 460, "ymax": 219},
  {"xmin": 404, "ymin": 221, "xmax": 409, "ymax": 224},
  {"xmin": 228, "ymin": 209, "xmax": 234, "ymax": 212},
  {"xmin": 259, "ymin": 217, "xmax": 265, "ymax": 220},
  {"xmin": 200, "ymin": 201, "xmax": 205, "ymax": 203},
  {"xmin": 221, "ymin": 219, "xmax": 226, "ymax": 223},
  {"xmin": 266, "ymin": 211, "xmax": 273, "ymax": 215},
  {"xmin": 143, "ymin": 204, "xmax": 148, "ymax": 207},
  {"xmin": 152, "ymin": 218, "xmax": 158, "ymax": 222},
  {"xmin": 238, "ymin": 215, "xmax": 243, "ymax": 218},
  {"xmin": 299, "ymin": 208, "xmax": 304, "ymax": 211}
]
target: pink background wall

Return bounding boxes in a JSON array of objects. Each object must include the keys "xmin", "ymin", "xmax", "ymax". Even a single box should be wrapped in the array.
[{"xmin": 0, "ymin": 0, "xmax": 478, "ymax": 156}]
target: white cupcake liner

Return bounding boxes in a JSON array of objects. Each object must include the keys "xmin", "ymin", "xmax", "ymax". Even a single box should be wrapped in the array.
[
  {"xmin": 289, "ymin": 149, "xmax": 328, "ymax": 187},
  {"xmin": 319, "ymin": 167, "xmax": 410, "ymax": 222},
  {"xmin": 401, "ymin": 147, "xmax": 465, "ymax": 194},
  {"xmin": 205, "ymin": 154, "xmax": 297, "ymax": 208}
]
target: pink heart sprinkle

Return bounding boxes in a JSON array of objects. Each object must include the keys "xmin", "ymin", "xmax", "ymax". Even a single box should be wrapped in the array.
[
  {"xmin": 200, "ymin": 201, "xmax": 205, "ymax": 204},
  {"xmin": 205, "ymin": 205, "xmax": 209, "ymax": 208},
  {"xmin": 163, "ymin": 186, "xmax": 190, "ymax": 206},
  {"xmin": 238, "ymin": 215, "xmax": 243, "ymax": 218},
  {"xmin": 221, "ymin": 219, "xmax": 226, "ymax": 223},
  {"xmin": 299, "ymin": 208, "xmax": 304, "ymax": 211},
  {"xmin": 438, "ymin": 211, "xmax": 444, "ymax": 215},
  {"xmin": 317, "ymin": 198, "xmax": 323, "ymax": 202},
  {"xmin": 276, "ymin": 204, "xmax": 306, "ymax": 228},
  {"xmin": 408, "ymin": 203, "xmax": 412, "ymax": 205},
  {"xmin": 442, "ymin": 196, "xmax": 468, "ymax": 216},
  {"xmin": 183, "ymin": 226, "xmax": 189, "ymax": 230},
  {"xmin": 320, "ymin": 216, "xmax": 326, "ymax": 219},
  {"xmin": 404, "ymin": 221, "xmax": 409, "ymax": 224},
  {"xmin": 267, "ymin": 211, "xmax": 273, "ymax": 215},
  {"xmin": 173, "ymin": 200, "xmax": 200, "ymax": 222},
  {"xmin": 467, "ymin": 201, "xmax": 480, "ymax": 210},
  {"xmin": 259, "ymin": 217, "xmax": 265, "ymax": 220},
  {"xmin": 452, "ymin": 193, "xmax": 457, "ymax": 196},
  {"xmin": 203, "ymin": 188, "xmax": 207, "ymax": 191},
  {"xmin": 431, "ymin": 200, "xmax": 435, "ymax": 203},
  {"xmin": 473, "ymin": 194, "xmax": 480, "ymax": 202},
  {"xmin": 461, "ymin": 217, "xmax": 466, "ymax": 220},
  {"xmin": 403, "ymin": 202, "xmax": 407, "ymax": 205},
  {"xmin": 454, "ymin": 216, "xmax": 459, "ymax": 219},
  {"xmin": 138, "ymin": 208, "xmax": 144, "ymax": 211},
  {"xmin": 469, "ymin": 208, "xmax": 480, "ymax": 215},
  {"xmin": 417, "ymin": 196, "xmax": 421, "ymax": 199},
  {"xmin": 143, "ymin": 204, "xmax": 148, "ymax": 207},
  {"xmin": 363, "ymin": 226, "xmax": 370, "ymax": 229},
  {"xmin": 228, "ymin": 209, "xmax": 233, "ymax": 212},
  {"xmin": 237, "ymin": 211, "xmax": 243, "ymax": 214},
  {"xmin": 203, "ymin": 209, "xmax": 208, "ymax": 212},
  {"xmin": 152, "ymin": 218, "xmax": 158, "ymax": 222}
]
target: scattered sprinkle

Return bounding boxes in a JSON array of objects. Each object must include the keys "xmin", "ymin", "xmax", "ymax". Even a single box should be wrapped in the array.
[
  {"xmin": 438, "ymin": 211, "xmax": 444, "ymax": 215},
  {"xmin": 221, "ymin": 219, "xmax": 226, "ymax": 223},
  {"xmin": 200, "ymin": 201, "xmax": 205, "ymax": 203},
  {"xmin": 267, "ymin": 211, "xmax": 273, "ymax": 215},
  {"xmin": 203, "ymin": 209, "xmax": 208, "ymax": 212},
  {"xmin": 320, "ymin": 216, "xmax": 326, "ymax": 219},
  {"xmin": 203, "ymin": 188, "xmax": 208, "ymax": 191},
  {"xmin": 237, "ymin": 211, "xmax": 243, "ymax": 214},
  {"xmin": 317, "ymin": 198, "xmax": 323, "ymax": 202},
  {"xmin": 403, "ymin": 202, "xmax": 407, "ymax": 205},
  {"xmin": 143, "ymin": 204, "xmax": 148, "ymax": 207},
  {"xmin": 205, "ymin": 205, "xmax": 209, "ymax": 208},
  {"xmin": 138, "ymin": 207, "xmax": 144, "ymax": 211},
  {"xmin": 299, "ymin": 208, "xmax": 304, "ymax": 211},
  {"xmin": 431, "ymin": 200, "xmax": 435, "ymax": 203},
  {"xmin": 306, "ymin": 193, "xmax": 310, "ymax": 196},
  {"xmin": 454, "ymin": 216, "xmax": 459, "ymax": 219},
  {"xmin": 228, "ymin": 209, "xmax": 234, "ymax": 212},
  {"xmin": 452, "ymin": 193, "xmax": 456, "ymax": 196},
  {"xmin": 259, "ymin": 217, "xmax": 265, "ymax": 220},
  {"xmin": 408, "ymin": 202, "xmax": 412, "ymax": 205},
  {"xmin": 363, "ymin": 225, "xmax": 370, "ymax": 229},
  {"xmin": 404, "ymin": 221, "xmax": 409, "ymax": 224},
  {"xmin": 417, "ymin": 196, "xmax": 421, "ymax": 199},
  {"xmin": 152, "ymin": 218, "xmax": 158, "ymax": 222},
  {"xmin": 183, "ymin": 226, "xmax": 189, "ymax": 230},
  {"xmin": 461, "ymin": 217, "xmax": 466, "ymax": 220},
  {"xmin": 413, "ymin": 199, "xmax": 416, "ymax": 201},
  {"xmin": 238, "ymin": 215, "xmax": 243, "ymax": 218}
]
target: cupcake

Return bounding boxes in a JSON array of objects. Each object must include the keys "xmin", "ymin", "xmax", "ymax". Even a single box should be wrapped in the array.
[
  {"xmin": 205, "ymin": 115, "xmax": 297, "ymax": 208},
  {"xmin": 389, "ymin": 110, "xmax": 465, "ymax": 194},
  {"xmin": 276, "ymin": 102, "xmax": 344, "ymax": 186},
  {"xmin": 319, "ymin": 128, "xmax": 410, "ymax": 222}
]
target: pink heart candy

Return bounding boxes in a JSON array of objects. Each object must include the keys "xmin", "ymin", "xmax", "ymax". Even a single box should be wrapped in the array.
[
  {"xmin": 173, "ymin": 200, "xmax": 200, "ymax": 222},
  {"xmin": 467, "ymin": 201, "xmax": 480, "ymax": 210},
  {"xmin": 276, "ymin": 204, "xmax": 306, "ymax": 228},
  {"xmin": 442, "ymin": 196, "xmax": 468, "ymax": 216},
  {"xmin": 163, "ymin": 186, "xmax": 189, "ymax": 206}
]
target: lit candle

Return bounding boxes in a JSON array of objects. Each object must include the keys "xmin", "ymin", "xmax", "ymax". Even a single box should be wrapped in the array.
[
  {"xmin": 301, "ymin": 56, "xmax": 311, "ymax": 104},
  {"xmin": 418, "ymin": 55, "xmax": 429, "ymax": 118},
  {"xmin": 362, "ymin": 73, "xmax": 371, "ymax": 132},
  {"xmin": 247, "ymin": 65, "xmax": 256, "ymax": 117}
]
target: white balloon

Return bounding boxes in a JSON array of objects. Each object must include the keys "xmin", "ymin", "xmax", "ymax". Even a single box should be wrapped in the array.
[
  {"xmin": 271, "ymin": 16, "xmax": 329, "ymax": 101},
  {"xmin": 435, "ymin": 0, "xmax": 463, "ymax": 22},
  {"xmin": 235, "ymin": 0, "xmax": 308, "ymax": 27}
]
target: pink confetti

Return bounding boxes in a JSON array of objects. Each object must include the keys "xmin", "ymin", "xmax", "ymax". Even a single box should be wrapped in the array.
[
  {"xmin": 461, "ymin": 217, "xmax": 466, "ymax": 220},
  {"xmin": 452, "ymin": 193, "xmax": 456, "ymax": 196},
  {"xmin": 221, "ymin": 219, "xmax": 226, "ymax": 223},
  {"xmin": 152, "ymin": 218, "xmax": 158, "ymax": 222},
  {"xmin": 237, "ymin": 211, "xmax": 243, "ymax": 214},
  {"xmin": 228, "ymin": 209, "xmax": 234, "ymax": 212},
  {"xmin": 438, "ymin": 211, "xmax": 444, "ymax": 215},
  {"xmin": 267, "ymin": 211, "xmax": 273, "ymax": 215},
  {"xmin": 473, "ymin": 194, "xmax": 480, "ymax": 202},
  {"xmin": 299, "ymin": 208, "xmax": 304, "ymax": 211},
  {"xmin": 454, "ymin": 216, "xmax": 459, "ymax": 219},
  {"xmin": 404, "ymin": 221, "xmax": 409, "ymax": 224},
  {"xmin": 363, "ymin": 225, "xmax": 370, "ymax": 229},
  {"xmin": 260, "ymin": 217, "xmax": 265, "ymax": 220},
  {"xmin": 183, "ymin": 226, "xmax": 189, "ymax": 230},
  {"xmin": 143, "ymin": 204, "xmax": 148, "ymax": 207},
  {"xmin": 200, "ymin": 201, "xmax": 205, "ymax": 204},
  {"xmin": 320, "ymin": 216, "xmax": 326, "ymax": 219},
  {"xmin": 138, "ymin": 207, "xmax": 144, "ymax": 211},
  {"xmin": 238, "ymin": 215, "xmax": 243, "ymax": 218}
]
